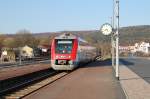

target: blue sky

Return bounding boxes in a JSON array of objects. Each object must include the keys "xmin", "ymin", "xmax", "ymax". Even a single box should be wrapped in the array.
[{"xmin": 0, "ymin": 0, "xmax": 150, "ymax": 33}]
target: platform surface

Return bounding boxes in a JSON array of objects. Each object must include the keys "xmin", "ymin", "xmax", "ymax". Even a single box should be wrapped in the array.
[
  {"xmin": 24, "ymin": 61, "xmax": 125, "ymax": 99},
  {"xmin": 120, "ymin": 57, "xmax": 150, "ymax": 99}
]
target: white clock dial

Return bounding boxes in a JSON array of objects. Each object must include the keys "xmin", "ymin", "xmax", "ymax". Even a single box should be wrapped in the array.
[{"xmin": 101, "ymin": 23, "xmax": 112, "ymax": 35}]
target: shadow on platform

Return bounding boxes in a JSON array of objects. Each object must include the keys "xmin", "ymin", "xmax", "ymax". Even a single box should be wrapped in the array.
[
  {"xmin": 119, "ymin": 59, "xmax": 134, "ymax": 66},
  {"xmin": 80, "ymin": 59, "xmax": 112, "ymax": 68},
  {"xmin": 80, "ymin": 58, "xmax": 135, "ymax": 69}
]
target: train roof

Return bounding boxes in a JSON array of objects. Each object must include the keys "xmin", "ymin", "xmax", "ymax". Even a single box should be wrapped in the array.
[
  {"xmin": 55, "ymin": 33, "xmax": 87, "ymax": 42},
  {"xmin": 54, "ymin": 33, "xmax": 95, "ymax": 46},
  {"xmin": 55, "ymin": 33, "xmax": 77, "ymax": 39}
]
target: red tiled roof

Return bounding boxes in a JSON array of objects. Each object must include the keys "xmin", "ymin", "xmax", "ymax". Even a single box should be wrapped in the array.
[{"xmin": 38, "ymin": 45, "xmax": 50, "ymax": 49}]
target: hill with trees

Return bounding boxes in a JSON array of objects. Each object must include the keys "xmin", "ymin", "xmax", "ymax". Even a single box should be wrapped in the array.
[
  {"xmin": 1, "ymin": 25, "xmax": 150, "ymax": 57},
  {"xmin": 31, "ymin": 25, "xmax": 150, "ymax": 45},
  {"xmin": 119, "ymin": 25, "xmax": 150, "ymax": 45}
]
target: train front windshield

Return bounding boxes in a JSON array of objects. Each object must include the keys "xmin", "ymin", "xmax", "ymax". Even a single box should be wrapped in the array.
[{"xmin": 56, "ymin": 39, "xmax": 73, "ymax": 54}]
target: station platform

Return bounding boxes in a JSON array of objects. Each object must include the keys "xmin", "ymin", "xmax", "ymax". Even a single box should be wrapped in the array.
[{"xmin": 24, "ymin": 60, "xmax": 126, "ymax": 99}]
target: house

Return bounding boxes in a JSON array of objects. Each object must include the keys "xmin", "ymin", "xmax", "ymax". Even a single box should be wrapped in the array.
[
  {"xmin": 21, "ymin": 45, "xmax": 34, "ymax": 59},
  {"xmin": 37, "ymin": 45, "xmax": 50, "ymax": 56},
  {"xmin": 38, "ymin": 45, "xmax": 50, "ymax": 53},
  {"xmin": 119, "ymin": 41, "xmax": 150, "ymax": 54},
  {"xmin": 119, "ymin": 46, "xmax": 130, "ymax": 52},
  {"xmin": 0, "ymin": 47, "xmax": 16, "ymax": 62},
  {"xmin": 133, "ymin": 42, "xmax": 150, "ymax": 54},
  {"xmin": 119, "ymin": 46, "xmax": 134, "ymax": 53}
]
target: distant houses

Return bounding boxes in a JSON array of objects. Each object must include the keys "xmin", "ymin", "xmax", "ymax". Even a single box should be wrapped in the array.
[
  {"xmin": 0, "ymin": 44, "xmax": 50, "ymax": 63},
  {"xmin": 119, "ymin": 41, "xmax": 150, "ymax": 56},
  {"xmin": 133, "ymin": 42, "xmax": 150, "ymax": 54},
  {"xmin": 119, "ymin": 46, "xmax": 134, "ymax": 53}
]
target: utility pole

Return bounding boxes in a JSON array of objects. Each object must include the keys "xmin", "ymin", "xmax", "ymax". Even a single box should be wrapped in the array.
[
  {"xmin": 115, "ymin": 0, "xmax": 120, "ymax": 80},
  {"xmin": 111, "ymin": 0, "xmax": 115, "ymax": 67}
]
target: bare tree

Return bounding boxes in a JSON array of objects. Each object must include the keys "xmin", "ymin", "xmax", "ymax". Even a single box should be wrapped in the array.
[{"xmin": 14, "ymin": 29, "xmax": 39, "ymax": 47}]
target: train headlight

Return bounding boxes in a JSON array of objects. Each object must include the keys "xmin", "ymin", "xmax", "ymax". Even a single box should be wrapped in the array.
[
  {"xmin": 68, "ymin": 60, "xmax": 73, "ymax": 65},
  {"xmin": 56, "ymin": 56, "xmax": 58, "ymax": 58}
]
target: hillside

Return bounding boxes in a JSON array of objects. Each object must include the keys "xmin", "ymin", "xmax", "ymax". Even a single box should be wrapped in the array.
[
  {"xmin": 34, "ymin": 25, "xmax": 150, "ymax": 45},
  {"xmin": 2, "ymin": 25, "xmax": 150, "ymax": 45},
  {"xmin": 119, "ymin": 25, "xmax": 150, "ymax": 45}
]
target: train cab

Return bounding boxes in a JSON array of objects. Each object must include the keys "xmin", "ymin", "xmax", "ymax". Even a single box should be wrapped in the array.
[{"xmin": 51, "ymin": 33, "xmax": 78, "ymax": 70}]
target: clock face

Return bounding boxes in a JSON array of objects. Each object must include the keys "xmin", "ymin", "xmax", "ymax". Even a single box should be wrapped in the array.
[{"xmin": 101, "ymin": 23, "xmax": 112, "ymax": 35}]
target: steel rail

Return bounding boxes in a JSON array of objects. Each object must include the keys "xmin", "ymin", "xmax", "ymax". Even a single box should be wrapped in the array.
[{"xmin": 0, "ymin": 69, "xmax": 57, "ymax": 97}]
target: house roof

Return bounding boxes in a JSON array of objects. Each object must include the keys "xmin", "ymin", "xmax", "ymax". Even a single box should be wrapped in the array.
[
  {"xmin": 38, "ymin": 45, "xmax": 50, "ymax": 49},
  {"xmin": 22, "ymin": 45, "xmax": 33, "ymax": 51}
]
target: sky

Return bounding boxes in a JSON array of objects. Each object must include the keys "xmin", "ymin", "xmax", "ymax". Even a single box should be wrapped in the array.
[{"xmin": 0, "ymin": 0, "xmax": 150, "ymax": 33}]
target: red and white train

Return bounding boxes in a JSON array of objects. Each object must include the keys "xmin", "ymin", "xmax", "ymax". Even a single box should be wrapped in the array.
[{"xmin": 51, "ymin": 33, "xmax": 98, "ymax": 70}]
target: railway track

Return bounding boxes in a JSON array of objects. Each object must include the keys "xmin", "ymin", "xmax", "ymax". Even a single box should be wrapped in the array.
[{"xmin": 0, "ymin": 68, "xmax": 68, "ymax": 99}]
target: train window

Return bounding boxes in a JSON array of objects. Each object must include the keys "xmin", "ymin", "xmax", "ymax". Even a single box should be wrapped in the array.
[
  {"xmin": 58, "ymin": 41, "xmax": 72, "ymax": 44},
  {"xmin": 55, "ymin": 39, "xmax": 73, "ymax": 54}
]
